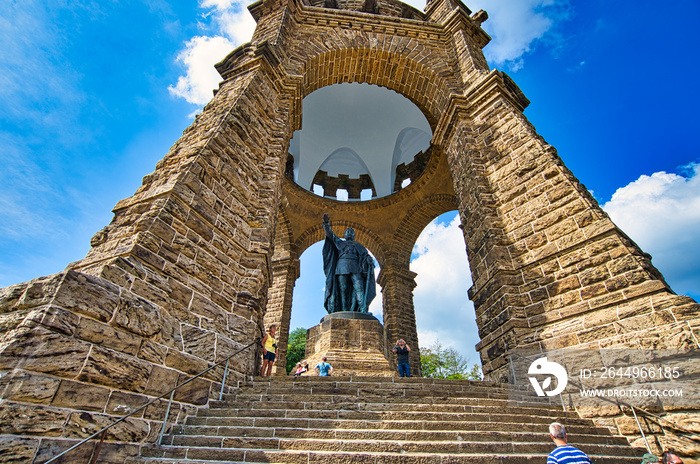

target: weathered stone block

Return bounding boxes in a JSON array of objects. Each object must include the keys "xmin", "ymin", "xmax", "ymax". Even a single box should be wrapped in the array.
[
  {"xmin": 105, "ymin": 390, "xmax": 150, "ymax": 416},
  {"xmin": 77, "ymin": 345, "xmax": 152, "ymax": 392},
  {"xmin": 0, "ymin": 326, "xmax": 91, "ymax": 377},
  {"xmin": 138, "ymin": 339, "xmax": 168, "ymax": 365},
  {"xmin": 172, "ymin": 374, "xmax": 211, "ymax": 405},
  {"xmin": 0, "ymin": 283, "xmax": 29, "ymax": 313},
  {"xmin": 0, "ymin": 403, "xmax": 68, "ymax": 435},
  {"xmin": 65, "ymin": 411, "xmax": 150, "ymax": 442},
  {"xmin": 164, "ymin": 348, "xmax": 209, "ymax": 375},
  {"xmin": 113, "ymin": 291, "xmax": 164, "ymax": 337},
  {"xmin": 579, "ymin": 266, "xmax": 609, "ymax": 287},
  {"xmin": 144, "ymin": 364, "xmax": 180, "ymax": 396},
  {"xmin": 15, "ymin": 274, "xmax": 64, "ymax": 310},
  {"xmin": 189, "ymin": 292, "xmax": 228, "ymax": 328},
  {"xmin": 0, "ymin": 436, "xmax": 39, "ymax": 463},
  {"xmin": 23, "ymin": 305, "xmax": 80, "ymax": 337},
  {"xmin": 181, "ymin": 324, "xmax": 217, "ymax": 362},
  {"xmin": 0, "ymin": 308, "xmax": 32, "ymax": 337},
  {"xmin": 0, "ymin": 370, "xmax": 61, "ymax": 404},
  {"xmin": 52, "ymin": 271, "xmax": 120, "ymax": 322},
  {"xmin": 546, "ymin": 275, "xmax": 580, "ymax": 297},
  {"xmin": 51, "ymin": 379, "xmax": 111, "ymax": 411},
  {"xmin": 75, "ymin": 317, "xmax": 141, "ymax": 356}
]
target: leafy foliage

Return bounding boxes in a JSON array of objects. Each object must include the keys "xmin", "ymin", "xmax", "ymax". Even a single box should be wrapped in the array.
[
  {"xmin": 285, "ymin": 327, "xmax": 307, "ymax": 374},
  {"xmin": 420, "ymin": 340, "xmax": 482, "ymax": 380}
]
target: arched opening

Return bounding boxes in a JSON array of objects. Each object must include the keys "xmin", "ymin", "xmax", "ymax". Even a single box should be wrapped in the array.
[
  {"xmin": 288, "ymin": 82, "xmax": 432, "ymax": 200},
  {"xmin": 410, "ymin": 211, "xmax": 480, "ymax": 369}
]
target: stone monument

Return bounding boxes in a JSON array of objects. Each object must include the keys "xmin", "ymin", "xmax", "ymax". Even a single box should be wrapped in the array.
[
  {"xmin": 301, "ymin": 214, "xmax": 395, "ymax": 376},
  {"xmin": 0, "ymin": 0, "xmax": 698, "ymax": 459},
  {"xmin": 321, "ymin": 213, "xmax": 376, "ymax": 314}
]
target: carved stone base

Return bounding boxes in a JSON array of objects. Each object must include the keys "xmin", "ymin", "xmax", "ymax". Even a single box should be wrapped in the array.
[{"xmin": 304, "ymin": 312, "xmax": 396, "ymax": 377}]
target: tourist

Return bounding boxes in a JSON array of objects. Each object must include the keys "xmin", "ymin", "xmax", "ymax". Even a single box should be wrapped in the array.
[
  {"xmin": 293, "ymin": 361, "xmax": 308, "ymax": 376},
  {"xmin": 392, "ymin": 339, "xmax": 411, "ymax": 377},
  {"xmin": 547, "ymin": 422, "xmax": 593, "ymax": 464},
  {"xmin": 315, "ymin": 357, "xmax": 333, "ymax": 376},
  {"xmin": 660, "ymin": 451, "xmax": 683, "ymax": 464},
  {"xmin": 260, "ymin": 325, "xmax": 278, "ymax": 377}
]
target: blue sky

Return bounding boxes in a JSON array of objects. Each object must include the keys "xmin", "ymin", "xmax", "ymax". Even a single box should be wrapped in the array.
[{"xmin": 1, "ymin": 0, "xmax": 699, "ymax": 366}]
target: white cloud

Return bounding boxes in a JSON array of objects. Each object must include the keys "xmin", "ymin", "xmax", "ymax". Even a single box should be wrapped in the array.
[
  {"xmin": 218, "ymin": 8, "xmax": 257, "ymax": 44},
  {"xmin": 403, "ymin": 0, "xmax": 571, "ymax": 71},
  {"xmin": 169, "ymin": 1, "xmax": 255, "ymax": 106},
  {"xmin": 467, "ymin": 0, "xmax": 571, "ymax": 70},
  {"xmin": 602, "ymin": 163, "xmax": 700, "ymax": 297},
  {"xmin": 411, "ymin": 213, "xmax": 480, "ymax": 364},
  {"xmin": 168, "ymin": 35, "xmax": 235, "ymax": 105}
]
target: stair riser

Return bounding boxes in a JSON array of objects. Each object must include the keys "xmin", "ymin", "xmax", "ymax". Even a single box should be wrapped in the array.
[
  {"xmin": 170, "ymin": 426, "xmax": 629, "ymax": 445},
  {"xmin": 192, "ymin": 409, "xmax": 592, "ymax": 425},
  {"xmin": 184, "ymin": 417, "xmax": 606, "ymax": 435},
  {"xmin": 137, "ymin": 447, "xmax": 642, "ymax": 464}
]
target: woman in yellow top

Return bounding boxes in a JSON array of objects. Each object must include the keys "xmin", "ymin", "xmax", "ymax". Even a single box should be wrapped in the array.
[{"xmin": 261, "ymin": 325, "xmax": 278, "ymax": 376}]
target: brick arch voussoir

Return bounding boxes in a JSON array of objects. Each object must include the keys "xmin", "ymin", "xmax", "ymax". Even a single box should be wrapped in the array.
[
  {"xmin": 389, "ymin": 194, "xmax": 459, "ymax": 268},
  {"xmin": 295, "ymin": 222, "xmax": 387, "ymax": 267},
  {"xmin": 299, "ymin": 48, "xmax": 456, "ymax": 130}
]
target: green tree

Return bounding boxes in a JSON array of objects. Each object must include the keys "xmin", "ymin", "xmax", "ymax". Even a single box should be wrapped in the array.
[
  {"xmin": 420, "ymin": 340, "xmax": 482, "ymax": 380},
  {"xmin": 285, "ymin": 327, "xmax": 307, "ymax": 374}
]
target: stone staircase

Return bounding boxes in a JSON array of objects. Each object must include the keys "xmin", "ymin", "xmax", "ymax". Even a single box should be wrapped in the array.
[{"xmin": 129, "ymin": 376, "xmax": 642, "ymax": 464}]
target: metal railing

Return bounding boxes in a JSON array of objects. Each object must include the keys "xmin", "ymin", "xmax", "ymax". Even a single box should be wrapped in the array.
[{"xmin": 45, "ymin": 339, "xmax": 259, "ymax": 464}]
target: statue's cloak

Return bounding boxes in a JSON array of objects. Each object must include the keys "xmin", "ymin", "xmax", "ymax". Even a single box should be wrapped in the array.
[{"xmin": 322, "ymin": 235, "xmax": 376, "ymax": 314}]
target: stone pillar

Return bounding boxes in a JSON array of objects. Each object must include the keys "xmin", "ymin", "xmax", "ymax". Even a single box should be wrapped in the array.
[
  {"xmin": 378, "ymin": 264, "xmax": 421, "ymax": 376},
  {"xmin": 263, "ymin": 256, "xmax": 299, "ymax": 375},
  {"xmin": 0, "ymin": 41, "xmax": 296, "ymax": 461},
  {"xmin": 433, "ymin": 70, "xmax": 700, "ymax": 381}
]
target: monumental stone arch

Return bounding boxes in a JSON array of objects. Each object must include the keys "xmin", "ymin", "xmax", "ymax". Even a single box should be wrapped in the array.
[{"xmin": 1, "ymin": 0, "xmax": 699, "ymax": 460}]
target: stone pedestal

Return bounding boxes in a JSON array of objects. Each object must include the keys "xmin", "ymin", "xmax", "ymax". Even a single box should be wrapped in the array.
[{"xmin": 304, "ymin": 312, "xmax": 396, "ymax": 377}]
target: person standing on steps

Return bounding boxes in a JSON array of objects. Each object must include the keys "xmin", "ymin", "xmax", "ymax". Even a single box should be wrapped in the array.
[
  {"xmin": 392, "ymin": 339, "xmax": 411, "ymax": 377},
  {"xmin": 315, "ymin": 357, "xmax": 333, "ymax": 377},
  {"xmin": 660, "ymin": 451, "xmax": 684, "ymax": 464},
  {"xmin": 547, "ymin": 422, "xmax": 592, "ymax": 464},
  {"xmin": 260, "ymin": 325, "xmax": 278, "ymax": 377}
]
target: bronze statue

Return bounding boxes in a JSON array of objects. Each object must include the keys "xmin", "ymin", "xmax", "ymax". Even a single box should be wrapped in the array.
[{"xmin": 322, "ymin": 213, "xmax": 376, "ymax": 313}]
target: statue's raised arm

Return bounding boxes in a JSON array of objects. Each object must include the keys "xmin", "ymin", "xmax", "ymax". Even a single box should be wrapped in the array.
[{"xmin": 322, "ymin": 213, "xmax": 337, "ymax": 242}]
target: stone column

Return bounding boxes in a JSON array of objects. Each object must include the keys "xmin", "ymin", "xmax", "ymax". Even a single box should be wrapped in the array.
[
  {"xmin": 263, "ymin": 256, "xmax": 299, "ymax": 375},
  {"xmin": 378, "ymin": 264, "xmax": 421, "ymax": 376}
]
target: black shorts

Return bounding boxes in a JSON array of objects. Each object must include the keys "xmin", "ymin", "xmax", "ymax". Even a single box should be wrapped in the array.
[{"xmin": 263, "ymin": 351, "xmax": 276, "ymax": 362}]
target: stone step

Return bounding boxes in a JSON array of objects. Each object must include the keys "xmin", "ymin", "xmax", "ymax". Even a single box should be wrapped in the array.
[
  {"xmin": 130, "ymin": 377, "xmax": 640, "ymax": 464},
  {"xmin": 182, "ymin": 416, "xmax": 605, "ymax": 435},
  {"xmin": 219, "ymin": 395, "xmax": 556, "ymax": 417},
  {"xmin": 162, "ymin": 436, "xmax": 639, "ymax": 456},
  {"xmin": 225, "ymin": 389, "xmax": 545, "ymax": 405},
  {"xmin": 229, "ymin": 380, "xmax": 547, "ymax": 405},
  {"xmin": 207, "ymin": 399, "xmax": 580, "ymax": 418},
  {"xmin": 167, "ymin": 426, "xmax": 628, "ymax": 446},
  {"xmin": 237, "ymin": 377, "xmax": 525, "ymax": 391},
  {"xmin": 229, "ymin": 388, "xmax": 522, "ymax": 401},
  {"xmin": 131, "ymin": 446, "xmax": 643, "ymax": 464},
  {"xmin": 237, "ymin": 376, "xmax": 531, "ymax": 391},
  {"xmin": 187, "ymin": 408, "xmax": 593, "ymax": 426}
]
